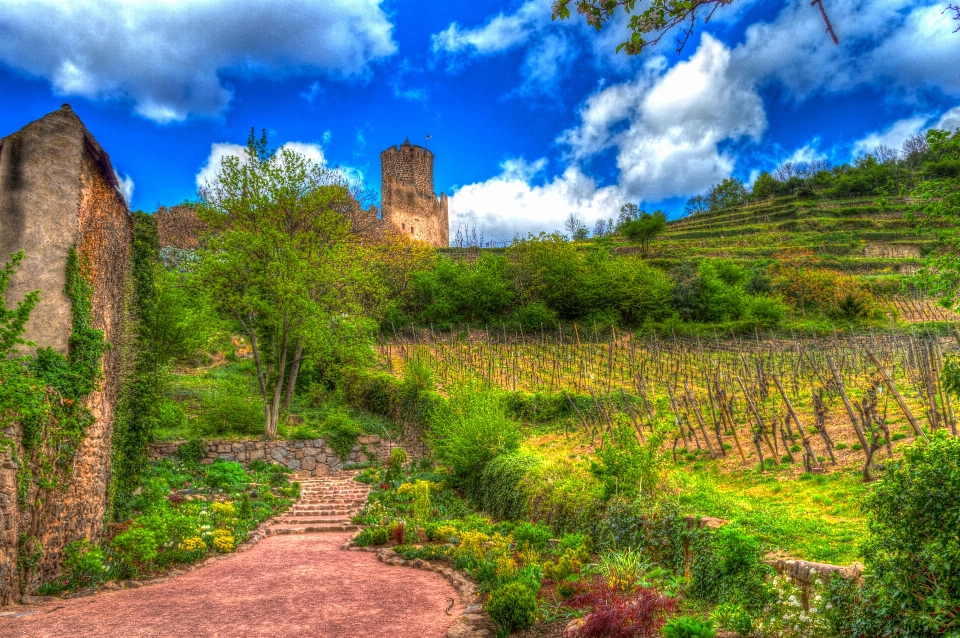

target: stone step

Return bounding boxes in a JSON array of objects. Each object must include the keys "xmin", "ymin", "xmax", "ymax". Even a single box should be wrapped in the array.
[
  {"xmin": 278, "ymin": 518, "xmax": 351, "ymax": 525},
  {"xmin": 267, "ymin": 524, "xmax": 359, "ymax": 535},
  {"xmin": 289, "ymin": 509, "xmax": 353, "ymax": 516}
]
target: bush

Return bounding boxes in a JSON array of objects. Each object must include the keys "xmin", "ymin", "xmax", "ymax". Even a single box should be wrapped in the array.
[
  {"xmin": 354, "ymin": 526, "xmax": 390, "ymax": 547},
  {"xmin": 205, "ymin": 459, "xmax": 249, "ymax": 488},
  {"xmin": 429, "ymin": 388, "xmax": 521, "ymax": 484},
  {"xmin": 743, "ymin": 295, "xmax": 785, "ymax": 328},
  {"xmin": 111, "ymin": 526, "xmax": 158, "ymax": 573},
  {"xmin": 662, "ymin": 617, "xmax": 716, "ymax": 638},
  {"xmin": 857, "ymin": 432, "xmax": 960, "ymax": 637},
  {"xmin": 513, "ymin": 522, "xmax": 552, "ymax": 551},
  {"xmin": 487, "ymin": 581, "xmax": 537, "ymax": 636},
  {"xmin": 590, "ymin": 425, "xmax": 665, "ymax": 500},
  {"xmin": 177, "ymin": 438, "xmax": 205, "ymax": 464},
  {"xmin": 567, "ymin": 580, "xmax": 675, "ymax": 637},
  {"xmin": 709, "ymin": 603, "xmax": 753, "ymax": 636},
  {"xmin": 62, "ymin": 539, "xmax": 106, "ymax": 590},
  {"xmin": 690, "ymin": 525, "xmax": 770, "ymax": 612},
  {"xmin": 321, "ymin": 409, "xmax": 362, "ymax": 461},
  {"xmin": 197, "ymin": 380, "xmax": 263, "ymax": 436},
  {"xmin": 473, "ymin": 453, "xmax": 541, "ymax": 520},
  {"xmin": 513, "ymin": 301, "xmax": 559, "ymax": 332},
  {"xmin": 157, "ymin": 399, "xmax": 189, "ymax": 433},
  {"xmin": 288, "ymin": 423, "xmax": 321, "ymax": 440}
]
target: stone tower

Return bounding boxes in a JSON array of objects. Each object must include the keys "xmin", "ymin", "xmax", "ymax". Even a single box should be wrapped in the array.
[
  {"xmin": 0, "ymin": 106, "xmax": 131, "ymax": 603},
  {"xmin": 380, "ymin": 139, "xmax": 449, "ymax": 247}
]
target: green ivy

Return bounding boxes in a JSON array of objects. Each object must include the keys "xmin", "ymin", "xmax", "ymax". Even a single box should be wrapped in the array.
[{"xmin": 111, "ymin": 212, "xmax": 164, "ymax": 520}]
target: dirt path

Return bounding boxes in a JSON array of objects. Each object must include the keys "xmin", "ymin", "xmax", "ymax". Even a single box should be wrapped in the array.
[{"xmin": 0, "ymin": 531, "xmax": 463, "ymax": 638}]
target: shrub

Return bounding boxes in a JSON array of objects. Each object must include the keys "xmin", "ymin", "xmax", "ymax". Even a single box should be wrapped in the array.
[
  {"xmin": 354, "ymin": 526, "xmax": 391, "ymax": 547},
  {"xmin": 567, "ymin": 580, "xmax": 675, "ymax": 637},
  {"xmin": 205, "ymin": 459, "xmax": 249, "ymax": 488},
  {"xmin": 387, "ymin": 447, "xmax": 408, "ymax": 481},
  {"xmin": 661, "ymin": 617, "xmax": 716, "ymax": 638},
  {"xmin": 157, "ymin": 399, "xmax": 189, "ymax": 433},
  {"xmin": 709, "ymin": 603, "xmax": 753, "ymax": 636},
  {"xmin": 473, "ymin": 453, "xmax": 540, "ymax": 520},
  {"xmin": 62, "ymin": 539, "xmax": 106, "ymax": 590},
  {"xmin": 321, "ymin": 409, "xmax": 362, "ymax": 461},
  {"xmin": 690, "ymin": 525, "xmax": 770, "ymax": 612},
  {"xmin": 487, "ymin": 581, "xmax": 537, "ymax": 636},
  {"xmin": 288, "ymin": 423, "xmax": 321, "ymax": 440},
  {"xmin": 513, "ymin": 301, "xmax": 559, "ymax": 332},
  {"xmin": 743, "ymin": 295, "xmax": 785, "ymax": 328},
  {"xmin": 590, "ymin": 426, "xmax": 666, "ymax": 500},
  {"xmin": 177, "ymin": 438, "xmax": 205, "ymax": 464},
  {"xmin": 513, "ymin": 522, "xmax": 552, "ymax": 551},
  {"xmin": 111, "ymin": 526, "xmax": 158, "ymax": 573},
  {"xmin": 197, "ymin": 380, "xmax": 263, "ymax": 436},
  {"xmin": 857, "ymin": 432, "xmax": 960, "ymax": 636},
  {"xmin": 429, "ymin": 388, "xmax": 521, "ymax": 484}
]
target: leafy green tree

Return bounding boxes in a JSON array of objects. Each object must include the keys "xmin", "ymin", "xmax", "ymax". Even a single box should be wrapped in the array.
[
  {"xmin": 751, "ymin": 171, "xmax": 779, "ymax": 200},
  {"xmin": 858, "ymin": 432, "xmax": 960, "ymax": 637},
  {"xmin": 197, "ymin": 130, "xmax": 373, "ymax": 438},
  {"xmin": 552, "ymin": 0, "xmax": 840, "ymax": 55},
  {"xmin": 911, "ymin": 129, "xmax": 960, "ymax": 309},
  {"xmin": 621, "ymin": 210, "xmax": 667, "ymax": 257},
  {"xmin": 708, "ymin": 178, "xmax": 748, "ymax": 210}
]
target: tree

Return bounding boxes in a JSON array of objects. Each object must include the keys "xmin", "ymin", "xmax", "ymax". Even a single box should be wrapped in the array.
[
  {"xmin": 197, "ymin": 130, "xmax": 373, "ymax": 439},
  {"xmin": 552, "ymin": 0, "xmax": 839, "ymax": 56},
  {"xmin": 593, "ymin": 218, "xmax": 608, "ymax": 237},
  {"xmin": 708, "ymin": 177, "xmax": 748, "ymax": 210},
  {"xmin": 617, "ymin": 202, "xmax": 640, "ymax": 227},
  {"xmin": 911, "ymin": 128, "xmax": 960, "ymax": 309},
  {"xmin": 622, "ymin": 210, "xmax": 667, "ymax": 257},
  {"xmin": 751, "ymin": 171, "xmax": 779, "ymax": 200},
  {"xmin": 564, "ymin": 213, "xmax": 588, "ymax": 241},
  {"xmin": 684, "ymin": 195, "xmax": 708, "ymax": 216}
]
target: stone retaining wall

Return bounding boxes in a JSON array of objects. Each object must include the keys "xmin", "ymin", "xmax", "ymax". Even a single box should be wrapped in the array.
[{"xmin": 148, "ymin": 435, "xmax": 398, "ymax": 478}]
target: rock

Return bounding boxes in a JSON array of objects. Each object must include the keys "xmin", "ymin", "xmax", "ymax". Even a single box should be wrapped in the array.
[
  {"xmin": 464, "ymin": 604, "xmax": 483, "ymax": 615},
  {"xmin": 286, "ymin": 459, "xmax": 300, "ymax": 470},
  {"xmin": 20, "ymin": 595, "xmax": 57, "ymax": 605},
  {"xmin": 563, "ymin": 617, "xmax": 587, "ymax": 637},
  {"xmin": 357, "ymin": 435, "xmax": 381, "ymax": 445},
  {"xmin": 100, "ymin": 582, "xmax": 120, "ymax": 591},
  {"xmin": 248, "ymin": 448, "xmax": 265, "ymax": 460}
]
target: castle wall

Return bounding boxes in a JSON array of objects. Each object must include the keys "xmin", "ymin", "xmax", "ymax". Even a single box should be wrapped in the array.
[
  {"xmin": 0, "ymin": 106, "xmax": 131, "ymax": 603},
  {"xmin": 380, "ymin": 141, "xmax": 449, "ymax": 248}
]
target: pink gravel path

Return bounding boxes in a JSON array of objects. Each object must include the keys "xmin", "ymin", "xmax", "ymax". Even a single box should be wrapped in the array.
[{"xmin": 0, "ymin": 532, "xmax": 463, "ymax": 638}]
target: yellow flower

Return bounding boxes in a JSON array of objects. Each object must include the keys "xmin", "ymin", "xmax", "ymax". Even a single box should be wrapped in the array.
[
  {"xmin": 178, "ymin": 537, "xmax": 207, "ymax": 552},
  {"xmin": 495, "ymin": 555, "xmax": 518, "ymax": 579},
  {"xmin": 211, "ymin": 501, "xmax": 235, "ymax": 516},
  {"xmin": 455, "ymin": 531, "xmax": 490, "ymax": 562},
  {"xmin": 211, "ymin": 528, "xmax": 235, "ymax": 552}
]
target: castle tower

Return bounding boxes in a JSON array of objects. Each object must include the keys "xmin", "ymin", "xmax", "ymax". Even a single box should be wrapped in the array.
[{"xmin": 380, "ymin": 139, "xmax": 449, "ymax": 247}]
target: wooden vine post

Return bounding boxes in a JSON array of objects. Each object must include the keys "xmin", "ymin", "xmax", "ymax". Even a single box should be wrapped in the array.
[
  {"xmin": 826, "ymin": 355, "xmax": 870, "ymax": 454},
  {"xmin": 865, "ymin": 348, "xmax": 928, "ymax": 441},
  {"xmin": 771, "ymin": 372, "xmax": 823, "ymax": 473}
]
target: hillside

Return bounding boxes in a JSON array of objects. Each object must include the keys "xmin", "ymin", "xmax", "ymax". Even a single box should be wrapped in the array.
[{"xmin": 643, "ymin": 195, "xmax": 948, "ymax": 284}]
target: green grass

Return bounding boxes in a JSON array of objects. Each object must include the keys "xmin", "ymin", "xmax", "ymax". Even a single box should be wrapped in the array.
[{"xmin": 673, "ymin": 467, "xmax": 869, "ymax": 564}]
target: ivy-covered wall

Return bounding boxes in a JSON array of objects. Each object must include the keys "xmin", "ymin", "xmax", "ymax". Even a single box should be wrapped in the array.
[{"xmin": 0, "ymin": 106, "xmax": 132, "ymax": 603}]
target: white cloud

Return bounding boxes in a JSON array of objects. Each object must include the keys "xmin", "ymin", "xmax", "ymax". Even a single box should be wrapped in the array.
[
  {"xmin": 114, "ymin": 171, "xmax": 134, "ymax": 206},
  {"xmin": 431, "ymin": 1, "xmax": 547, "ymax": 62},
  {"xmin": 852, "ymin": 117, "xmax": 928, "ymax": 157},
  {"xmin": 0, "ymin": 0, "xmax": 396, "ymax": 122},
  {"xmin": 783, "ymin": 143, "xmax": 827, "ymax": 165},
  {"xmin": 561, "ymin": 35, "xmax": 766, "ymax": 201},
  {"xmin": 515, "ymin": 33, "xmax": 575, "ymax": 97},
  {"xmin": 449, "ymin": 159, "xmax": 626, "ymax": 242},
  {"xmin": 938, "ymin": 106, "xmax": 960, "ymax": 132},
  {"xmin": 734, "ymin": 0, "xmax": 960, "ymax": 99},
  {"xmin": 196, "ymin": 143, "xmax": 247, "ymax": 189}
]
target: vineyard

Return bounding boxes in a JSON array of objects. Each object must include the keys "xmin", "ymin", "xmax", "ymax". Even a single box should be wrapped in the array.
[{"xmin": 381, "ymin": 324, "xmax": 959, "ymax": 480}]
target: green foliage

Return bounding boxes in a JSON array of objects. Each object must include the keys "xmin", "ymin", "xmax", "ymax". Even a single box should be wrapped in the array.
[
  {"xmin": 661, "ymin": 617, "xmax": 716, "ymax": 638},
  {"xmin": 709, "ymin": 603, "xmax": 754, "ymax": 636},
  {"xmin": 0, "ymin": 251, "xmax": 38, "ymax": 357},
  {"xmin": 513, "ymin": 301, "xmax": 559, "ymax": 332},
  {"xmin": 354, "ymin": 526, "xmax": 391, "ymax": 547},
  {"xmin": 473, "ymin": 454, "xmax": 542, "ymax": 520},
  {"xmin": 197, "ymin": 130, "xmax": 375, "ymax": 438},
  {"xmin": 62, "ymin": 539, "xmax": 106, "ymax": 590},
  {"xmin": 111, "ymin": 526, "xmax": 159, "ymax": 573},
  {"xmin": 204, "ymin": 459, "xmax": 249, "ymax": 489},
  {"xmin": 196, "ymin": 378, "xmax": 265, "ymax": 436},
  {"xmin": 512, "ymin": 522, "xmax": 552, "ymax": 551},
  {"xmin": 176, "ymin": 439, "xmax": 205, "ymax": 464},
  {"xmin": 590, "ymin": 425, "xmax": 666, "ymax": 500},
  {"xmin": 857, "ymin": 432, "xmax": 960, "ymax": 637},
  {"xmin": 487, "ymin": 581, "xmax": 537, "ymax": 636},
  {"xmin": 622, "ymin": 210, "xmax": 667, "ymax": 257},
  {"xmin": 429, "ymin": 388, "xmax": 521, "ymax": 484},
  {"xmin": 320, "ymin": 409, "xmax": 362, "ymax": 461},
  {"xmin": 689, "ymin": 525, "xmax": 770, "ymax": 612}
]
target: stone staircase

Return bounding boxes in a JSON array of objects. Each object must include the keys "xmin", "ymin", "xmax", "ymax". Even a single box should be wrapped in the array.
[{"xmin": 265, "ymin": 472, "xmax": 370, "ymax": 535}]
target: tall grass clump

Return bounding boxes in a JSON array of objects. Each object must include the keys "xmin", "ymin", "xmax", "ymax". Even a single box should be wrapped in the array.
[{"xmin": 428, "ymin": 386, "xmax": 520, "ymax": 489}]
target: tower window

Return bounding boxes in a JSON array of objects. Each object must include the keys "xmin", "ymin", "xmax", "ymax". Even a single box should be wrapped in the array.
[
  {"xmin": 411, "ymin": 227, "xmax": 415, "ymax": 234},
  {"xmin": 402, "ymin": 223, "xmax": 405, "ymax": 230}
]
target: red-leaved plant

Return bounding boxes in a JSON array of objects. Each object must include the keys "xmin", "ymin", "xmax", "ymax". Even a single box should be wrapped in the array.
[{"xmin": 567, "ymin": 579, "xmax": 676, "ymax": 638}]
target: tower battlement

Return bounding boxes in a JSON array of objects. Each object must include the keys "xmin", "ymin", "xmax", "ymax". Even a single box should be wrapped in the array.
[{"xmin": 380, "ymin": 139, "xmax": 448, "ymax": 247}]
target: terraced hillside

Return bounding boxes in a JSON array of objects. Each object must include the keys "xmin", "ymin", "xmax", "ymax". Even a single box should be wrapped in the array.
[{"xmin": 642, "ymin": 196, "xmax": 949, "ymax": 285}]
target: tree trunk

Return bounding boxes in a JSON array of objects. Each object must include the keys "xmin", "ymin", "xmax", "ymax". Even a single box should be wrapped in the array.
[{"xmin": 282, "ymin": 339, "xmax": 303, "ymax": 414}]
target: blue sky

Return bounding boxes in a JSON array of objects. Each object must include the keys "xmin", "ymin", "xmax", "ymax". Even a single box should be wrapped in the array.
[{"xmin": 0, "ymin": 0, "xmax": 957, "ymax": 242}]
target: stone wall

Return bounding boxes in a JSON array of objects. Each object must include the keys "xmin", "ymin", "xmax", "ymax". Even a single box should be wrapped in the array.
[
  {"xmin": 148, "ymin": 435, "xmax": 400, "ymax": 477},
  {"xmin": 0, "ymin": 105, "xmax": 132, "ymax": 604},
  {"xmin": 381, "ymin": 140, "xmax": 449, "ymax": 248}
]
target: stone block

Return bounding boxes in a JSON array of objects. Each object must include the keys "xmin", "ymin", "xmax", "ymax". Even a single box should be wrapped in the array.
[
  {"xmin": 200, "ymin": 458, "xmax": 213, "ymax": 465},
  {"xmin": 244, "ymin": 442, "xmax": 257, "ymax": 450},
  {"xmin": 270, "ymin": 448, "xmax": 286, "ymax": 462},
  {"xmin": 248, "ymin": 448, "xmax": 265, "ymax": 460},
  {"xmin": 351, "ymin": 444, "xmax": 361, "ymax": 452},
  {"xmin": 286, "ymin": 459, "xmax": 300, "ymax": 470},
  {"xmin": 301, "ymin": 457, "xmax": 317, "ymax": 472},
  {"xmin": 303, "ymin": 447, "xmax": 320, "ymax": 456},
  {"xmin": 357, "ymin": 435, "xmax": 381, "ymax": 445},
  {"xmin": 292, "ymin": 440, "xmax": 305, "ymax": 449},
  {"xmin": 218, "ymin": 453, "xmax": 234, "ymax": 461},
  {"xmin": 295, "ymin": 450, "xmax": 304, "ymax": 460},
  {"xmin": 231, "ymin": 443, "xmax": 244, "ymax": 453}
]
